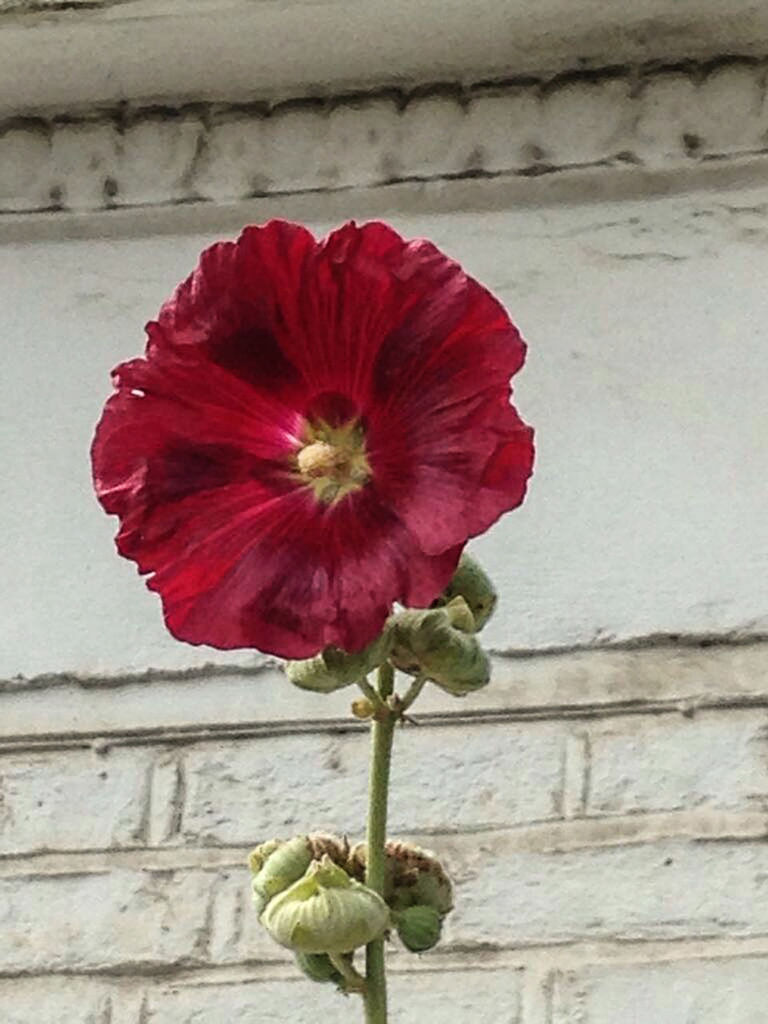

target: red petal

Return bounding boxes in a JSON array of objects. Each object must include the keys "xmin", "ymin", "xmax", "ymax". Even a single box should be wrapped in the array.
[
  {"xmin": 125, "ymin": 481, "xmax": 459, "ymax": 657},
  {"xmin": 91, "ymin": 219, "xmax": 534, "ymax": 656}
]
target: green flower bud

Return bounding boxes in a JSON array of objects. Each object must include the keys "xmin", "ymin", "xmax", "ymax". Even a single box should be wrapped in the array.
[
  {"xmin": 249, "ymin": 834, "xmax": 349, "ymax": 915},
  {"xmin": 433, "ymin": 553, "xmax": 497, "ymax": 631},
  {"xmin": 306, "ymin": 832, "xmax": 350, "ymax": 866},
  {"xmin": 386, "ymin": 842, "xmax": 454, "ymax": 915},
  {"xmin": 294, "ymin": 951, "xmax": 346, "ymax": 985},
  {"xmin": 395, "ymin": 904, "xmax": 443, "ymax": 952},
  {"xmin": 389, "ymin": 607, "xmax": 490, "ymax": 697},
  {"xmin": 262, "ymin": 854, "xmax": 390, "ymax": 954},
  {"xmin": 346, "ymin": 841, "xmax": 401, "ymax": 903},
  {"xmin": 248, "ymin": 838, "xmax": 283, "ymax": 876},
  {"xmin": 347, "ymin": 841, "xmax": 453, "ymax": 916},
  {"xmin": 251, "ymin": 882, "xmax": 269, "ymax": 916},
  {"xmin": 442, "ymin": 595, "xmax": 476, "ymax": 634},
  {"xmin": 351, "ymin": 698, "xmax": 375, "ymax": 719},
  {"xmin": 410, "ymin": 865, "xmax": 454, "ymax": 915},
  {"xmin": 252, "ymin": 835, "xmax": 313, "ymax": 902},
  {"xmin": 284, "ymin": 632, "xmax": 392, "ymax": 693}
]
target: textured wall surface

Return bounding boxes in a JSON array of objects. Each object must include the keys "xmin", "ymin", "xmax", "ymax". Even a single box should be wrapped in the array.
[
  {"xmin": 2, "ymin": 57, "xmax": 768, "ymax": 216},
  {"xmin": 2, "ymin": 6, "xmax": 768, "ymax": 1021},
  {"xmin": 3, "ymin": 0, "xmax": 768, "ymax": 114},
  {"xmin": 2, "ymin": 192, "xmax": 767, "ymax": 677},
  {"xmin": 2, "ymin": 643, "xmax": 768, "ymax": 1023}
]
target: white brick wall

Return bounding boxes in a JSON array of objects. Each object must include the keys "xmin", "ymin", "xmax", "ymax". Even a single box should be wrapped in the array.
[
  {"xmin": 551, "ymin": 958, "xmax": 768, "ymax": 1024},
  {"xmin": 2, "ymin": 19, "xmax": 768, "ymax": 1019},
  {"xmin": 2, "ymin": 645, "xmax": 768, "ymax": 1020}
]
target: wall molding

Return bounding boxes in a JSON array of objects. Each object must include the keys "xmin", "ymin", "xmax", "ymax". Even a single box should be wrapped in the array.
[
  {"xmin": 1, "ymin": 57, "xmax": 767, "ymax": 225},
  {"xmin": 2, "ymin": 0, "xmax": 768, "ymax": 117}
]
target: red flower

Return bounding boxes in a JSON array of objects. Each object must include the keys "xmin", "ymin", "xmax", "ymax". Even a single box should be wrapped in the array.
[{"xmin": 91, "ymin": 220, "xmax": 534, "ymax": 658}]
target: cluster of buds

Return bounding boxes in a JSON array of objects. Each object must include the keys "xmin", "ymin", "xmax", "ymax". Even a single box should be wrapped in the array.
[
  {"xmin": 284, "ymin": 554, "xmax": 496, "ymax": 699},
  {"xmin": 249, "ymin": 834, "xmax": 453, "ymax": 987},
  {"xmin": 347, "ymin": 840, "xmax": 453, "ymax": 953}
]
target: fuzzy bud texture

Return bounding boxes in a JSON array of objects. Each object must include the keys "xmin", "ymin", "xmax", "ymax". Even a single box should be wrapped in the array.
[
  {"xmin": 433, "ymin": 553, "xmax": 498, "ymax": 631},
  {"xmin": 284, "ymin": 632, "xmax": 392, "ymax": 693},
  {"xmin": 395, "ymin": 904, "xmax": 443, "ymax": 952},
  {"xmin": 389, "ymin": 606, "xmax": 491, "ymax": 696}
]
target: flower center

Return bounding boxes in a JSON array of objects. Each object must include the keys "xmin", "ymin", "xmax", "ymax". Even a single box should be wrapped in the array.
[{"xmin": 296, "ymin": 420, "xmax": 371, "ymax": 504}]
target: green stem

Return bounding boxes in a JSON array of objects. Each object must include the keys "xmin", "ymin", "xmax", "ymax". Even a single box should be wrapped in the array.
[
  {"xmin": 399, "ymin": 673, "xmax": 427, "ymax": 712},
  {"xmin": 328, "ymin": 952, "xmax": 366, "ymax": 993},
  {"xmin": 356, "ymin": 677, "xmax": 385, "ymax": 711},
  {"xmin": 363, "ymin": 662, "xmax": 396, "ymax": 1024}
]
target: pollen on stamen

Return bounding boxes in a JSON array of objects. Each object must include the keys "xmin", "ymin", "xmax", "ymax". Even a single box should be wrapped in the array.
[{"xmin": 297, "ymin": 441, "xmax": 344, "ymax": 480}]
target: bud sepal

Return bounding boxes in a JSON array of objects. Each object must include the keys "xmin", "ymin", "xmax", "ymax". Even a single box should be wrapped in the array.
[
  {"xmin": 261, "ymin": 854, "xmax": 390, "ymax": 954},
  {"xmin": 348, "ymin": 840, "xmax": 453, "ymax": 954},
  {"xmin": 284, "ymin": 632, "xmax": 392, "ymax": 694},
  {"xmin": 394, "ymin": 904, "xmax": 443, "ymax": 952},
  {"xmin": 432, "ymin": 553, "xmax": 497, "ymax": 631},
  {"xmin": 389, "ymin": 605, "xmax": 490, "ymax": 697}
]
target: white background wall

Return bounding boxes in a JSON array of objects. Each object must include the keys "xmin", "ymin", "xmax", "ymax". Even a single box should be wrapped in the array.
[
  {"xmin": 1, "ymin": 4, "xmax": 768, "ymax": 1022},
  {"xmin": 2, "ymin": 189, "xmax": 767, "ymax": 679}
]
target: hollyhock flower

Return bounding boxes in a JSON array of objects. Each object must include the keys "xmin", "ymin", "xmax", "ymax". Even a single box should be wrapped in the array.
[{"xmin": 91, "ymin": 220, "xmax": 534, "ymax": 658}]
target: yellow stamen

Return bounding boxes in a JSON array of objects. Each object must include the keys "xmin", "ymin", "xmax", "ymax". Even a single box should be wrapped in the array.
[
  {"xmin": 295, "ymin": 421, "xmax": 371, "ymax": 504},
  {"xmin": 297, "ymin": 441, "xmax": 350, "ymax": 480}
]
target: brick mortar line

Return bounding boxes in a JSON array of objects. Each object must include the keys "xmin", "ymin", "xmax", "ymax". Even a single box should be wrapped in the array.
[
  {"xmin": 2, "ymin": 690, "xmax": 768, "ymax": 752},
  {"xmin": 5, "ymin": 631, "xmax": 767, "ymax": 694},
  {"xmin": 3, "ymin": 934, "xmax": 768, "ymax": 984},
  {"xmin": 1, "ymin": 810, "xmax": 765, "ymax": 877},
  {"xmin": 4, "ymin": 633, "xmax": 765, "ymax": 695}
]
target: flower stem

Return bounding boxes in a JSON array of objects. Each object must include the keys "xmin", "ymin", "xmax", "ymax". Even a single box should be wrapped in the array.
[
  {"xmin": 328, "ymin": 953, "xmax": 366, "ymax": 993},
  {"xmin": 363, "ymin": 662, "xmax": 396, "ymax": 1024},
  {"xmin": 356, "ymin": 677, "xmax": 385, "ymax": 711},
  {"xmin": 399, "ymin": 673, "xmax": 427, "ymax": 713}
]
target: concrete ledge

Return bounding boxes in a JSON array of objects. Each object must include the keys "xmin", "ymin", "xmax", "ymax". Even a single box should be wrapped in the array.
[
  {"xmin": 1, "ymin": 57, "xmax": 768, "ymax": 222},
  {"xmin": 2, "ymin": 0, "xmax": 768, "ymax": 116}
]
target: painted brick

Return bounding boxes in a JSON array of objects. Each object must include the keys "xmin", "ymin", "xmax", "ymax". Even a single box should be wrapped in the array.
[
  {"xmin": 448, "ymin": 839, "xmax": 768, "ymax": 946},
  {"xmin": 634, "ymin": 64, "xmax": 767, "ymax": 162},
  {"xmin": 0, "ymin": 746, "xmax": 152, "ymax": 855},
  {"xmin": 587, "ymin": 711, "xmax": 768, "ymax": 817},
  {"xmin": 148, "ymin": 967, "xmax": 523, "ymax": 1024},
  {"xmin": 542, "ymin": 78, "xmax": 632, "ymax": 165},
  {"xmin": 0, "ymin": 978, "xmax": 145, "ymax": 1024},
  {"xmin": 261, "ymin": 106, "xmax": 333, "ymax": 193},
  {"xmin": 551, "ymin": 956, "xmax": 768, "ymax": 1023},
  {"xmin": 324, "ymin": 98, "xmax": 401, "ymax": 187},
  {"xmin": 195, "ymin": 115, "xmax": 269, "ymax": 200},
  {"xmin": 50, "ymin": 121, "xmax": 119, "ymax": 210},
  {"xmin": 0, "ymin": 969, "xmax": 522, "ymax": 1024},
  {"xmin": 0, "ymin": 125, "xmax": 51, "ymax": 211},
  {"xmin": 464, "ymin": 88, "xmax": 542, "ymax": 172},
  {"xmin": 634, "ymin": 72, "xmax": 700, "ymax": 163},
  {"xmin": 177, "ymin": 722, "xmax": 566, "ymax": 845},
  {"xmin": 396, "ymin": 96, "xmax": 473, "ymax": 179},
  {"xmin": 0, "ymin": 979, "xmax": 111, "ymax": 1024},
  {"xmin": 3, "ymin": 840, "xmax": 768, "ymax": 973},
  {"xmin": 116, "ymin": 116, "xmax": 202, "ymax": 206},
  {"xmin": 698, "ymin": 64, "xmax": 766, "ymax": 154},
  {"xmin": 0, "ymin": 868, "xmax": 214, "ymax": 973}
]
